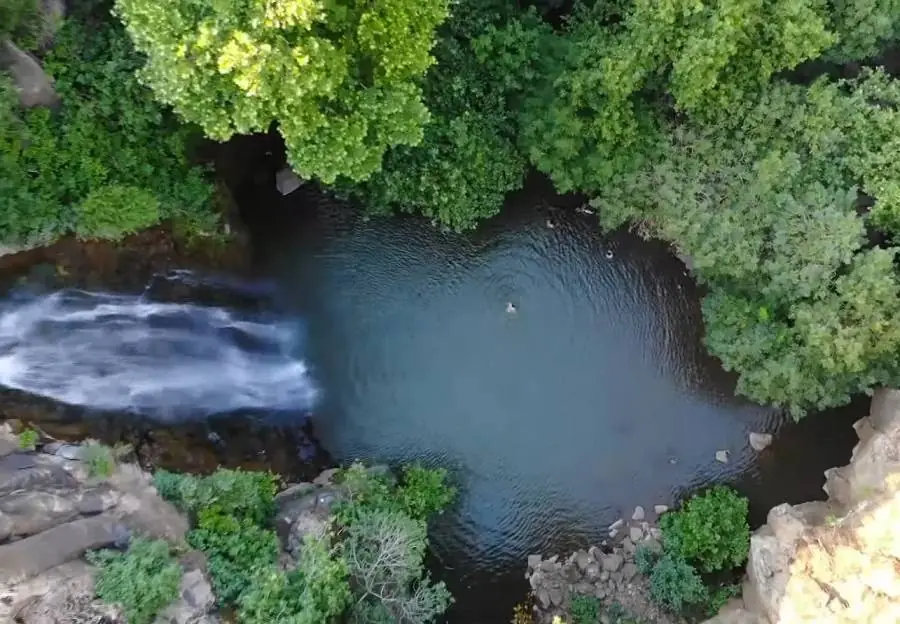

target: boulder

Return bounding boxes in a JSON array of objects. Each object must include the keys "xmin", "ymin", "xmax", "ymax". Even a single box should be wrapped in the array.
[
  {"xmin": 0, "ymin": 515, "xmax": 123, "ymax": 583},
  {"xmin": 0, "ymin": 40, "xmax": 58, "ymax": 108},
  {"xmin": 749, "ymin": 432, "xmax": 773, "ymax": 452},
  {"xmin": 0, "ymin": 453, "xmax": 79, "ymax": 497},
  {"xmin": 631, "ymin": 506, "xmax": 645, "ymax": 521},
  {"xmin": 275, "ymin": 167, "xmax": 304, "ymax": 196},
  {"xmin": 0, "ymin": 560, "xmax": 120, "ymax": 624},
  {"xmin": 716, "ymin": 450, "xmax": 730, "ymax": 464},
  {"xmin": 0, "ymin": 490, "xmax": 79, "ymax": 537},
  {"xmin": 155, "ymin": 568, "xmax": 219, "ymax": 624},
  {"xmin": 601, "ymin": 553, "xmax": 623, "ymax": 573},
  {"xmin": 276, "ymin": 487, "xmax": 342, "ymax": 557}
]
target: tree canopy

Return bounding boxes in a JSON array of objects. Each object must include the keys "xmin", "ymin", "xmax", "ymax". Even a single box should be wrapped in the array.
[{"xmin": 114, "ymin": 0, "xmax": 450, "ymax": 184}]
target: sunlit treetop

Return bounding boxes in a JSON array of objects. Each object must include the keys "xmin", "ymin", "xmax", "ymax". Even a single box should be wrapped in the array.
[{"xmin": 114, "ymin": 0, "xmax": 450, "ymax": 183}]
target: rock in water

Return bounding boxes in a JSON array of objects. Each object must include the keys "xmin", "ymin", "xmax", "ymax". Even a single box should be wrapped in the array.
[
  {"xmin": 749, "ymin": 432, "xmax": 773, "ymax": 452},
  {"xmin": 715, "ymin": 449, "xmax": 730, "ymax": 463},
  {"xmin": 275, "ymin": 167, "xmax": 304, "ymax": 196},
  {"xmin": 631, "ymin": 505, "xmax": 645, "ymax": 521}
]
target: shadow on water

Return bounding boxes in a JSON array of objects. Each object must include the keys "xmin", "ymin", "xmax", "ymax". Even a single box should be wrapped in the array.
[{"xmin": 243, "ymin": 175, "xmax": 862, "ymax": 622}]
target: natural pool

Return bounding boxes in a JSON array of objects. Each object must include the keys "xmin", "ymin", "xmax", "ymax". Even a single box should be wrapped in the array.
[{"xmin": 246, "ymin": 177, "xmax": 861, "ymax": 621}]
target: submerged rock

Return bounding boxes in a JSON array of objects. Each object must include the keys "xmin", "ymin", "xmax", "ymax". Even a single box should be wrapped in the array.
[{"xmin": 749, "ymin": 432, "xmax": 773, "ymax": 452}]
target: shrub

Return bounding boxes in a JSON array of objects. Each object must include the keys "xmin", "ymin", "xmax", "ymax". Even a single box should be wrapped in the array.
[
  {"xmin": 74, "ymin": 184, "xmax": 160, "ymax": 241},
  {"xmin": 511, "ymin": 601, "xmax": 533, "ymax": 624},
  {"xmin": 0, "ymin": 13, "xmax": 217, "ymax": 246},
  {"xmin": 88, "ymin": 538, "xmax": 182, "ymax": 624},
  {"xmin": 17, "ymin": 428, "xmax": 38, "ymax": 451},
  {"xmin": 648, "ymin": 552, "xmax": 707, "ymax": 613},
  {"xmin": 238, "ymin": 535, "xmax": 352, "ymax": 624},
  {"xmin": 341, "ymin": 508, "xmax": 452, "ymax": 623},
  {"xmin": 334, "ymin": 462, "xmax": 455, "ymax": 527},
  {"xmin": 153, "ymin": 468, "xmax": 277, "ymax": 525},
  {"xmin": 569, "ymin": 594, "xmax": 600, "ymax": 624},
  {"xmin": 186, "ymin": 508, "xmax": 279, "ymax": 606},
  {"xmin": 0, "ymin": 0, "xmax": 42, "ymax": 49},
  {"xmin": 706, "ymin": 583, "xmax": 742, "ymax": 617},
  {"xmin": 634, "ymin": 544, "xmax": 659, "ymax": 576},
  {"xmin": 82, "ymin": 442, "xmax": 115, "ymax": 479},
  {"xmin": 660, "ymin": 486, "xmax": 750, "ymax": 573}
]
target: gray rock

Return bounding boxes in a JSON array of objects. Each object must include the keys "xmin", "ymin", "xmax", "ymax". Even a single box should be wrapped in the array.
[
  {"xmin": 593, "ymin": 585, "xmax": 608, "ymax": 600},
  {"xmin": 0, "ymin": 40, "xmax": 58, "ymax": 108},
  {"xmin": 622, "ymin": 562, "xmax": 638, "ymax": 581},
  {"xmin": 155, "ymin": 569, "xmax": 216, "ymax": 624},
  {"xmin": 716, "ymin": 449, "xmax": 730, "ymax": 463},
  {"xmin": 275, "ymin": 167, "xmax": 303, "ymax": 196},
  {"xmin": 540, "ymin": 560, "xmax": 558, "ymax": 573},
  {"xmin": 0, "ymin": 437, "xmax": 17, "ymax": 459},
  {"xmin": 609, "ymin": 518, "xmax": 624, "ymax": 531},
  {"xmin": 0, "ymin": 454, "xmax": 78, "ymax": 497},
  {"xmin": 622, "ymin": 537, "xmax": 636, "ymax": 557},
  {"xmin": 654, "ymin": 504, "xmax": 669, "ymax": 514},
  {"xmin": 548, "ymin": 586, "xmax": 564, "ymax": 607},
  {"xmin": 629, "ymin": 526, "xmax": 644, "ymax": 542},
  {"xmin": 274, "ymin": 482, "xmax": 316, "ymax": 504},
  {"xmin": 600, "ymin": 570, "xmax": 610, "ymax": 582},
  {"xmin": 537, "ymin": 587, "xmax": 550, "ymax": 608},
  {"xmin": 584, "ymin": 563, "xmax": 601, "ymax": 580},
  {"xmin": 562, "ymin": 562, "xmax": 580, "ymax": 583},
  {"xmin": 608, "ymin": 528, "xmax": 619, "ymax": 539},
  {"xmin": 0, "ymin": 515, "xmax": 122, "ymax": 584},
  {"xmin": 0, "ymin": 511, "xmax": 12, "ymax": 541},
  {"xmin": 54, "ymin": 444, "xmax": 84, "ymax": 460},
  {"xmin": 574, "ymin": 549, "xmax": 591, "ymax": 571},
  {"xmin": 0, "ymin": 490, "xmax": 79, "ymax": 537},
  {"xmin": 749, "ymin": 432, "xmax": 773, "ymax": 452},
  {"xmin": 527, "ymin": 554, "xmax": 542, "ymax": 570},
  {"xmin": 114, "ymin": 490, "xmax": 188, "ymax": 543},
  {"xmin": 601, "ymin": 553, "xmax": 623, "ymax": 572},
  {"xmin": 312, "ymin": 468, "xmax": 339, "ymax": 486},
  {"xmin": 631, "ymin": 506, "xmax": 645, "ymax": 521},
  {"xmin": 76, "ymin": 486, "xmax": 120, "ymax": 515},
  {"xmin": 574, "ymin": 582, "xmax": 593, "ymax": 595}
]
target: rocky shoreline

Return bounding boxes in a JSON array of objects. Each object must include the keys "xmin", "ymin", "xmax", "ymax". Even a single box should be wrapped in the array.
[
  {"xmin": 0, "ymin": 424, "xmax": 365, "ymax": 623},
  {"xmin": 526, "ymin": 505, "xmax": 676, "ymax": 624},
  {"xmin": 525, "ymin": 389, "xmax": 900, "ymax": 624}
]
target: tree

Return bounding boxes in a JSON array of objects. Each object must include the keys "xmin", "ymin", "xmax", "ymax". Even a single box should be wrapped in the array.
[
  {"xmin": 824, "ymin": 0, "xmax": 900, "ymax": 61},
  {"xmin": 352, "ymin": 1, "xmax": 555, "ymax": 230},
  {"xmin": 519, "ymin": 0, "xmax": 835, "ymax": 193},
  {"xmin": 590, "ymin": 77, "xmax": 900, "ymax": 415},
  {"xmin": 114, "ymin": 0, "xmax": 450, "ymax": 184}
]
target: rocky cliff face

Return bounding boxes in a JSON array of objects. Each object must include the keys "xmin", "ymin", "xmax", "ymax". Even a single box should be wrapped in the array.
[
  {"xmin": 709, "ymin": 388, "xmax": 900, "ymax": 624},
  {"xmin": 0, "ymin": 425, "xmax": 217, "ymax": 624}
]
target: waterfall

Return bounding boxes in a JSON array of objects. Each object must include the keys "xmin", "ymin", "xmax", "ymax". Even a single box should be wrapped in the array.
[{"xmin": 0, "ymin": 272, "xmax": 317, "ymax": 419}]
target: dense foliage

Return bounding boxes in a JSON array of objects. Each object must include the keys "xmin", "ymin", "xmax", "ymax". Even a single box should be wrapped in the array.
[
  {"xmin": 659, "ymin": 486, "xmax": 750, "ymax": 573},
  {"xmin": 114, "ymin": 0, "xmax": 449, "ymax": 184},
  {"xmin": 0, "ymin": 11, "xmax": 217, "ymax": 244},
  {"xmin": 638, "ymin": 487, "xmax": 751, "ymax": 617},
  {"xmin": 88, "ymin": 538, "xmax": 182, "ymax": 624},
  {"xmin": 154, "ymin": 463, "xmax": 455, "ymax": 623}
]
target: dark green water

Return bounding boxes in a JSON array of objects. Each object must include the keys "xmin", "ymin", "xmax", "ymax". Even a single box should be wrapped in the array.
[{"xmin": 247, "ymin": 177, "xmax": 860, "ymax": 622}]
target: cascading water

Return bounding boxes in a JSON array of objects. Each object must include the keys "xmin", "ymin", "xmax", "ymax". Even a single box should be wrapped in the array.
[{"xmin": 0, "ymin": 271, "xmax": 317, "ymax": 419}]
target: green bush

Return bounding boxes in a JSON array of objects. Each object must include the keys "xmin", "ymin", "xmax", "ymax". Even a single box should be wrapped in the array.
[
  {"xmin": 186, "ymin": 508, "xmax": 279, "ymax": 606},
  {"xmin": 569, "ymin": 593, "xmax": 600, "ymax": 624},
  {"xmin": 706, "ymin": 583, "xmax": 742, "ymax": 617},
  {"xmin": 88, "ymin": 538, "xmax": 182, "ymax": 624},
  {"xmin": 238, "ymin": 535, "xmax": 352, "ymax": 624},
  {"xmin": 334, "ymin": 462, "xmax": 456, "ymax": 527},
  {"xmin": 0, "ymin": 0, "xmax": 42, "ymax": 49},
  {"xmin": 17, "ymin": 428, "xmax": 38, "ymax": 451},
  {"xmin": 153, "ymin": 468, "xmax": 277, "ymax": 525},
  {"xmin": 648, "ymin": 552, "xmax": 707, "ymax": 613},
  {"xmin": 74, "ymin": 184, "xmax": 160, "ymax": 240},
  {"xmin": 634, "ymin": 543, "xmax": 659, "ymax": 576},
  {"xmin": 0, "ymin": 13, "xmax": 216, "ymax": 246},
  {"xmin": 82, "ymin": 442, "xmax": 115, "ymax": 478},
  {"xmin": 659, "ymin": 486, "xmax": 750, "ymax": 573}
]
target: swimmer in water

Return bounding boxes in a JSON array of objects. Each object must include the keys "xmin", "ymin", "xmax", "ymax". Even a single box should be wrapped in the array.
[{"xmin": 605, "ymin": 249, "xmax": 614, "ymax": 259}]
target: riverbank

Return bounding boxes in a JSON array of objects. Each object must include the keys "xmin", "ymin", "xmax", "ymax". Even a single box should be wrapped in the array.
[
  {"xmin": 523, "ymin": 389, "xmax": 900, "ymax": 624},
  {"xmin": 0, "ymin": 425, "xmax": 453, "ymax": 623}
]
